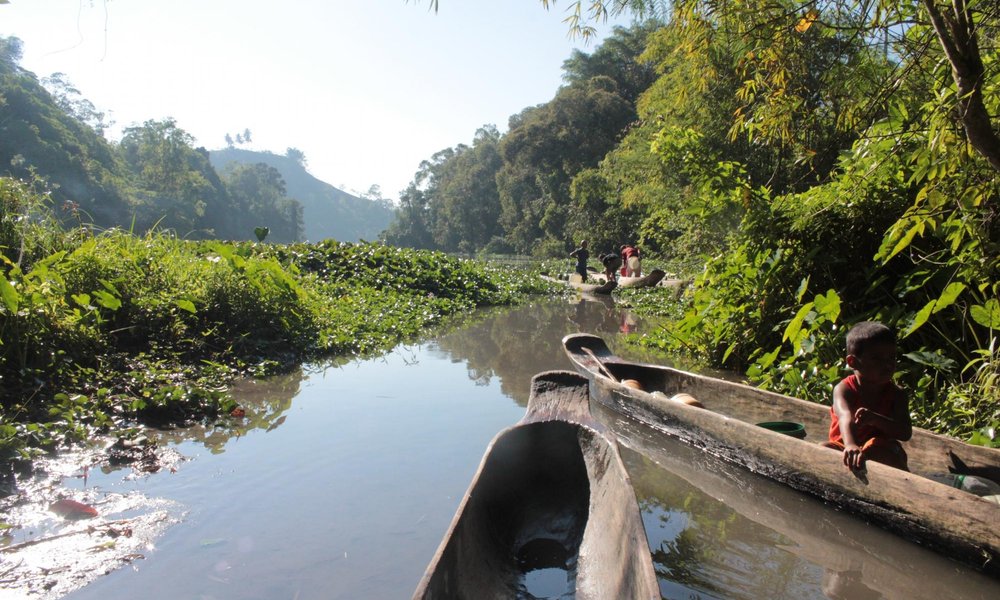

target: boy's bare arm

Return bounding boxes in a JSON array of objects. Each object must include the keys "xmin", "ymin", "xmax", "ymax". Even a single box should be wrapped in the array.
[
  {"xmin": 854, "ymin": 390, "xmax": 912, "ymax": 441},
  {"xmin": 833, "ymin": 384, "xmax": 863, "ymax": 468}
]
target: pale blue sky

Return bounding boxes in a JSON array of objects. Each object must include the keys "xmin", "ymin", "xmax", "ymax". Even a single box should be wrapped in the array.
[{"xmin": 3, "ymin": 0, "xmax": 631, "ymax": 199}]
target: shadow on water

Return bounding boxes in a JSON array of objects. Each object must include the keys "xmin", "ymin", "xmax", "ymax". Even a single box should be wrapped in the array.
[{"xmin": 15, "ymin": 295, "xmax": 992, "ymax": 600}]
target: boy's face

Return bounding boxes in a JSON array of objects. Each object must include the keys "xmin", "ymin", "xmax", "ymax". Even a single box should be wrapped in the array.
[{"xmin": 848, "ymin": 341, "xmax": 897, "ymax": 385}]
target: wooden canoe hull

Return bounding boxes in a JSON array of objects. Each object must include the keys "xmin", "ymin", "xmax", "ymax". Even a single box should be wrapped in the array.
[
  {"xmin": 569, "ymin": 279, "xmax": 617, "ymax": 295},
  {"xmin": 412, "ymin": 371, "xmax": 659, "ymax": 599},
  {"xmin": 597, "ymin": 404, "xmax": 1000, "ymax": 597},
  {"xmin": 563, "ymin": 333, "xmax": 1000, "ymax": 575},
  {"xmin": 614, "ymin": 269, "xmax": 666, "ymax": 289},
  {"xmin": 542, "ymin": 274, "xmax": 618, "ymax": 295}
]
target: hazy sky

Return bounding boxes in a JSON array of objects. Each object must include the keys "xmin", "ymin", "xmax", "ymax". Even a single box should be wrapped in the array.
[{"xmin": 3, "ymin": 0, "xmax": 631, "ymax": 199}]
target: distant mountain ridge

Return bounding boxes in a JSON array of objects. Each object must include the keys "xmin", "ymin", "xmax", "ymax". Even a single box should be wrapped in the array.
[{"xmin": 209, "ymin": 148, "xmax": 394, "ymax": 243}]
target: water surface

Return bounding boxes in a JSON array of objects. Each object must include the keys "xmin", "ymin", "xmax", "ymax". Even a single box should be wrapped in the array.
[{"xmin": 62, "ymin": 297, "xmax": 998, "ymax": 599}]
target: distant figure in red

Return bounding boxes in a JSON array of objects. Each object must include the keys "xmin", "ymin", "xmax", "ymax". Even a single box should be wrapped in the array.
[
  {"xmin": 621, "ymin": 244, "xmax": 641, "ymax": 277},
  {"xmin": 822, "ymin": 321, "xmax": 912, "ymax": 471}
]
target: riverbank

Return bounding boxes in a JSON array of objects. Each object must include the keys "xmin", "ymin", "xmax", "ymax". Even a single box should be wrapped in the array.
[{"xmin": 1, "ymin": 232, "xmax": 561, "ymax": 476}]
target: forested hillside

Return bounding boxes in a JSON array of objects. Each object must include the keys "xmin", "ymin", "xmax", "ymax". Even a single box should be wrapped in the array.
[
  {"xmin": 381, "ymin": 22, "xmax": 660, "ymax": 255},
  {"xmin": 210, "ymin": 148, "xmax": 394, "ymax": 242},
  {"xmin": 387, "ymin": 5, "xmax": 999, "ymax": 442},
  {"xmin": 1, "ymin": 35, "xmax": 384, "ymax": 244}
]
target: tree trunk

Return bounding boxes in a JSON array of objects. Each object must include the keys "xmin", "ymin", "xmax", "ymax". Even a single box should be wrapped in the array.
[{"xmin": 923, "ymin": 0, "xmax": 1000, "ymax": 172}]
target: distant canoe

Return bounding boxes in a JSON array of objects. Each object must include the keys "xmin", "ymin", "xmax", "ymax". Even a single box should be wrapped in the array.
[
  {"xmin": 569, "ymin": 278, "xmax": 617, "ymax": 295},
  {"xmin": 563, "ymin": 332, "xmax": 1000, "ymax": 575},
  {"xmin": 412, "ymin": 370, "xmax": 658, "ymax": 599},
  {"xmin": 543, "ymin": 274, "xmax": 618, "ymax": 295},
  {"xmin": 616, "ymin": 269, "xmax": 665, "ymax": 289}
]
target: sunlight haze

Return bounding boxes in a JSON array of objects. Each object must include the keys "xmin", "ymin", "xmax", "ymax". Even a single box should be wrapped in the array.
[{"xmin": 3, "ymin": 0, "xmax": 630, "ymax": 200}]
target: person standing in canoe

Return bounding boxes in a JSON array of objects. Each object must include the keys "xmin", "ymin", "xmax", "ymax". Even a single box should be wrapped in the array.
[
  {"xmin": 823, "ymin": 321, "xmax": 912, "ymax": 471},
  {"xmin": 569, "ymin": 240, "xmax": 589, "ymax": 282},
  {"xmin": 621, "ymin": 244, "xmax": 641, "ymax": 277}
]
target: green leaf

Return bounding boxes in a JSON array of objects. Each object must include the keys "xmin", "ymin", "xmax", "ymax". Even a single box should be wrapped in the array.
[
  {"xmin": 932, "ymin": 282, "xmax": 965, "ymax": 314},
  {"xmin": 795, "ymin": 276, "xmax": 809, "ymax": 303},
  {"xmin": 72, "ymin": 293, "xmax": 91, "ymax": 308},
  {"xmin": 93, "ymin": 290, "xmax": 121, "ymax": 311},
  {"xmin": 783, "ymin": 302, "xmax": 814, "ymax": 344},
  {"xmin": 880, "ymin": 219, "xmax": 923, "ymax": 262},
  {"xmin": 903, "ymin": 351, "xmax": 956, "ymax": 372},
  {"xmin": 970, "ymin": 299, "xmax": 1000, "ymax": 329},
  {"xmin": 904, "ymin": 300, "xmax": 935, "ymax": 337},
  {"xmin": 0, "ymin": 274, "xmax": 19, "ymax": 313},
  {"xmin": 813, "ymin": 289, "xmax": 841, "ymax": 322},
  {"xmin": 176, "ymin": 299, "xmax": 197, "ymax": 314},
  {"xmin": 99, "ymin": 279, "xmax": 120, "ymax": 295}
]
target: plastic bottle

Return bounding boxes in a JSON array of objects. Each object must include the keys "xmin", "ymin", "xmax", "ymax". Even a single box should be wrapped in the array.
[{"xmin": 929, "ymin": 473, "xmax": 1000, "ymax": 496}]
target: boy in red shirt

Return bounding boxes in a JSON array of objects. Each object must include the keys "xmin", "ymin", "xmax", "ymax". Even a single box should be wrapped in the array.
[
  {"xmin": 620, "ymin": 244, "xmax": 641, "ymax": 277},
  {"xmin": 823, "ymin": 321, "xmax": 912, "ymax": 471}
]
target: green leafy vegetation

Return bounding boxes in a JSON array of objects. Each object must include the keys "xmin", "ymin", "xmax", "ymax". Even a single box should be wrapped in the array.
[
  {"xmin": 4, "ymin": 1, "xmax": 999, "ymax": 454},
  {"xmin": 407, "ymin": 4, "xmax": 999, "ymax": 445},
  {"xmin": 0, "ymin": 177, "xmax": 558, "ymax": 462}
]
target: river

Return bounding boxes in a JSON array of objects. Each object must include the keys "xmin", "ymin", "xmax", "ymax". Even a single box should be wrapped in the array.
[{"xmin": 11, "ymin": 295, "xmax": 999, "ymax": 599}]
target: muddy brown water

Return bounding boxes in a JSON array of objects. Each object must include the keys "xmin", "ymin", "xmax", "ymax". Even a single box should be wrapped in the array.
[{"xmin": 5, "ymin": 296, "xmax": 998, "ymax": 599}]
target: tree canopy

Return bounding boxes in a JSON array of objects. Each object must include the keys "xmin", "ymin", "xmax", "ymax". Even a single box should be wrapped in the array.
[{"xmin": 394, "ymin": 2, "xmax": 999, "ymax": 441}]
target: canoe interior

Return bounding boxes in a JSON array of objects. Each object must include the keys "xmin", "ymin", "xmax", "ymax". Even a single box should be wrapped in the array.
[
  {"xmin": 563, "ymin": 333, "xmax": 1000, "ymax": 478},
  {"xmin": 413, "ymin": 371, "xmax": 658, "ymax": 600},
  {"xmin": 416, "ymin": 421, "xmax": 589, "ymax": 599}
]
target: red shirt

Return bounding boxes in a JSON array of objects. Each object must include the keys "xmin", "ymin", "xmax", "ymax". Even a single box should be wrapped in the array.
[
  {"xmin": 621, "ymin": 246, "xmax": 639, "ymax": 260},
  {"xmin": 828, "ymin": 374, "xmax": 901, "ymax": 445}
]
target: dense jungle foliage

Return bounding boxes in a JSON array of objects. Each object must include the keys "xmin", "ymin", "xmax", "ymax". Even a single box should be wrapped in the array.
[
  {"xmin": 0, "ymin": 176, "xmax": 557, "ymax": 462},
  {"xmin": 2, "ymin": 1, "xmax": 998, "ymax": 453},
  {"xmin": 400, "ymin": 2, "xmax": 999, "ymax": 444}
]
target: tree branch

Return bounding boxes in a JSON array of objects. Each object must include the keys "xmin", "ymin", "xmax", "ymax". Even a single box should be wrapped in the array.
[{"xmin": 923, "ymin": 0, "xmax": 1000, "ymax": 171}]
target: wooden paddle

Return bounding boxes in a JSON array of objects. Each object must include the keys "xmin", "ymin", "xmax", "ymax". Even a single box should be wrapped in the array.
[{"xmin": 582, "ymin": 346, "xmax": 619, "ymax": 383}]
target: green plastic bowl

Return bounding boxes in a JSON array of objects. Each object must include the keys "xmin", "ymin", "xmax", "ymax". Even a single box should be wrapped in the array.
[{"xmin": 757, "ymin": 421, "xmax": 807, "ymax": 439}]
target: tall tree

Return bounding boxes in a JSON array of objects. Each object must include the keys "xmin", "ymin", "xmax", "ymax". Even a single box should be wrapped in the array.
[
  {"xmin": 119, "ymin": 118, "xmax": 230, "ymax": 236},
  {"xmin": 41, "ymin": 73, "xmax": 113, "ymax": 136},
  {"xmin": 546, "ymin": 0, "xmax": 1000, "ymax": 173},
  {"xmin": 381, "ymin": 183, "xmax": 435, "ymax": 249},
  {"xmin": 223, "ymin": 162, "xmax": 303, "ymax": 242},
  {"xmin": 0, "ymin": 36, "xmax": 130, "ymax": 226}
]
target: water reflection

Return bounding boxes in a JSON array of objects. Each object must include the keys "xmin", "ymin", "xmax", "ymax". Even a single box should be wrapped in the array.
[
  {"xmin": 608, "ymin": 405, "xmax": 999, "ymax": 600},
  {"xmin": 432, "ymin": 294, "xmax": 655, "ymax": 406},
  {"xmin": 146, "ymin": 369, "xmax": 305, "ymax": 454}
]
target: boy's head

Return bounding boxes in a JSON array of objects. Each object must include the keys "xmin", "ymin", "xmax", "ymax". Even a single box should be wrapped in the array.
[{"xmin": 845, "ymin": 321, "xmax": 897, "ymax": 383}]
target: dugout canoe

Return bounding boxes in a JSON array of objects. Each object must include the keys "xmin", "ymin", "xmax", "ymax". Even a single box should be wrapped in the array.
[
  {"xmin": 569, "ymin": 278, "xmax": 617, "ymax": 295},
  {"xmin": 541, "ymin": 274, "xmax": 617, "ymax": 295},
  {"xmin": 412, "ymin": 370, "xmax": 658, "ymax": 599},
  {"xmin": 601, "ymin": 269, "xmax": 666, "ymax": 289},
  {"xmin": 563, "ymin": 332, "xmax": 1000, "ymax": 575}
]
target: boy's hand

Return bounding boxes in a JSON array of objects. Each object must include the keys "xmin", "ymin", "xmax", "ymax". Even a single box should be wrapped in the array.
[
  {"xmin": 853, "ymin": 407, "xmax": 873, "ymax": 426},
  {"xmin": 843, "ymin": 443, "xmax": 863, "ymax": 469}
]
